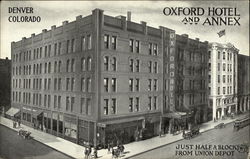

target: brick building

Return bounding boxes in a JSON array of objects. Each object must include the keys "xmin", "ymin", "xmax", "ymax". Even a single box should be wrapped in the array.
[
  {"xmin": 208, "ymin": 43, "xmax": 239, "ymax": 120},
  {"xmin": 237, "ymin": 54, "xmax": 250, "ymax": 113},
  {"xmin": 0, "ymin": 57, "xmax": 11, "ymax": 113},
  {"xmin": 11, "ymin": 9, "xmax": 208, "ymax": 147}
]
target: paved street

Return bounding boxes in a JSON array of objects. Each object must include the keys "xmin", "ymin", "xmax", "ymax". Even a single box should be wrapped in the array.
[
  {"xmin": 129, "ymin": 123, "xmax": 249, "ymax": 159},
  {"xmin": 0, "ymin": 125, "xmax": 72, "ymax": 159}
]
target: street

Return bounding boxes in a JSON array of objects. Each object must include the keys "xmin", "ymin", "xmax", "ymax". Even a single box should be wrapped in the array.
[
  {"xmin": 0, "ymin": 125, "xmax": 72, "ymax": 159},
  {"xmin": 129, "ymin": 122, "xmax": 249, "ymax": 159}
]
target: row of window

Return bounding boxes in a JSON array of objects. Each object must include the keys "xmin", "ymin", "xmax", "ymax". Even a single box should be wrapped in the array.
[
  {"xmin": 208, "ymin": 51, "xmax": 235, "ymax": 61},
  {"xmin": 209, "ymin": 75, "xmax": 233, "ymax": 84},
  {"xmin": 104, "ymin": 35, "xmax": 117, "ymax": 50},
  {"xmin": 13, "ymin": 35, "xmax": 92, "ymax": 63},
  {"xmin": 208, "ymin": 86, "xmax": 234, "ymax": 95}
]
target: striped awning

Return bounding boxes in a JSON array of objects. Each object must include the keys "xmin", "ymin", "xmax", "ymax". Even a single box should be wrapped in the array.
[{"xmin": 5, "ymin": 107, "xmax": 20, "ymax": 117}]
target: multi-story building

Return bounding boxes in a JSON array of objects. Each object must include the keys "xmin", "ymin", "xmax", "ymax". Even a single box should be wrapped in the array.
[
  {"xmin": 0, "ymin": 57, "xmax": 11, "ymax": 114},
  {"xmin": 11, "ymin": 9, "xmax": 208, "ymax": 147},
  {"xmin": 161, "ymin": 32, "xmax": 209, "ymax": 134},
  {"xmin": 237, "ymin": 54, "xmax": 250, "ymax": 113},
  {"xmin": 208, "ymin": 43, "xmax": 238, "ymax": 120}
]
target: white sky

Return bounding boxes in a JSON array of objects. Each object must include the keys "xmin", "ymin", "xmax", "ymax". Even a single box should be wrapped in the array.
[{"xmin": 1, "ymin": 1, "xmax": 249, "ymax": 58}]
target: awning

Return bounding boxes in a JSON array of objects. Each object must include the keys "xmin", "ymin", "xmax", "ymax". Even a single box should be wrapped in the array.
[
  {"xmin": 22, "ymin": 107, "xmax": 43, "ymax": 117},
  {"xmin": 97, "ymin": 116, "xmax": 145, "ymax": 128},
  {"xmin": 5, "ymin": 107, "xmax": 20, "ymax": 117},
  {"xmin": 162, "ymin": 112, "xmax": 190, "ymax": 119}
]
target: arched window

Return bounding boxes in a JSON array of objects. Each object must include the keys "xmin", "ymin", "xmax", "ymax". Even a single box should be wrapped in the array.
[
  {"xmin": 58, "ymin": 61, "xmax": 61, "ymax": 73},
  {"xmin": 71, "ymin": 59, "xmax": 75, "ymax": 72},
  {"xmin": 48, "ymin": 62, "xmax": 51, "ymax": 73},
  {"xmin": 112, "ymin": 57, "xmax": 117, "ymax": 71}
]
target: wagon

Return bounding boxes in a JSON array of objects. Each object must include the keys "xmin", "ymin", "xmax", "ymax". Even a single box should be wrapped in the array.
[
  {"xmin": 214, "ymin": 123, "xmax": 226, "ymax": 129},
  {"xmin": 18, "ymin": 129, "xmax": 31, "ymax": 139},
  {"xmin": 182, "ymin": 127, "xmax": 200, "ymax": 139}
]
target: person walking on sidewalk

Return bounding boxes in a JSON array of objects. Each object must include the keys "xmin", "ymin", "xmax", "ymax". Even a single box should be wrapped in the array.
[
  {"xmin": 93, "ymin": 147, "xmax": 98, "ymax": 159},
  {"xmin": 18, "ymin": 120, "xmax": 21, "ymax": 127}
]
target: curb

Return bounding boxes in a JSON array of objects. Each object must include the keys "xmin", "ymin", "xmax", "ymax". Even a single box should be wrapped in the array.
[
  {"xmin": 0, "ymin": 123, "xmax": 76, "ymax": 159},
  {"xmin": 125, "ymin": 120, "xmax": 235, "ymax": 159}
]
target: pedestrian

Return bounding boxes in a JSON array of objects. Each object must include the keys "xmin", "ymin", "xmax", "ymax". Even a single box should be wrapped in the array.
[
  {"xmin": 18, "ymin": 120, "xmax": 21, "ymax": 127},
  {"xmin": 84, "ymin": 147, "xmax": 88, "ymax": 159},
  {"xmin": 93, "ymin": 148, "xmax": 98, "ymax": 159},
  {"xmin": 107, "ymin": 143, "xmax": 111, "ymax": 153},
  {"xmin": 14, "ymin": 121, "xmax": 17, "ymax": 128},
  {"xmin": 13, "ymin": 121, "xmax": 15, "ymax": 128}
]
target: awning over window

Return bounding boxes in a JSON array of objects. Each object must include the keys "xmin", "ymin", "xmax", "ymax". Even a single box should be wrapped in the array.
[
  {"xmin": 22, "ymin": 107, "xmax": 43, "ymax": 117},
  {"xmin": 162, "ymin": 112, "xmax": 190, "ymax": 119},
  {"xmin": 97, "ymin": 116, "xmax": 145, "ymax": 128},
  {"xmin": 5, "ymin": 107, "xmax": 20, "ymax": 117}
]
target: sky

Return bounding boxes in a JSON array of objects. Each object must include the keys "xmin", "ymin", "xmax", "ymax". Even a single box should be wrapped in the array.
[{"xmin": 0, "ymin": 1, "xmax": 249, "ymax": 59}]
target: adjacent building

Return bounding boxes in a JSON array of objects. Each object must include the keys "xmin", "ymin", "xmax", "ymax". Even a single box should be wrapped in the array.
[
  {"xmin": 208, "ymin": 43, "xmax": 239, "ymax": 120},
  {"xmin": 237, "ymin": 54, "xmax": 250, "ymax": 113},
  {"xmin": 0, "ymin": 57, "xmax": 11, "ymax": 114},
  {"xmin": 11, "ymin": 9, "xmax": 209, "ymax": 147}
]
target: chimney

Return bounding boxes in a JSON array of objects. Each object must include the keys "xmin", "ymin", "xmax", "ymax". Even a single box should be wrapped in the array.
[
  {"xmin": 42, "ymin": 29, "xmax": 47, "ymax": 33},
  {"xmin": 31, "ymin": 33, "xmax": 35, "ymax": 37},
  {"xmin": 141, "ymin": 21, "xmax": 147, "ymax": 35},
  {"xmin": 51, "ymin": 25, "xmax": 56, "ymax": 30},
  {"xmin": 76, "ymin": 15, "xmax": 82, "ymax": 20},
  {"xmin": 127, "ymin": 11, "xmax": 131, "ymax": 21},
  {"xmin": 6, "ymin": 57, "xmax": 8, "ymax": 60},
  {"xmin": 62, "ymin": 20, "xmax": 68, "ymax": 25}
]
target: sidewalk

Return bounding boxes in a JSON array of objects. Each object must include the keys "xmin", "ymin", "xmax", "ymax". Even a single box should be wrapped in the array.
[{"xmin": 0, "ymin": 114, "xmax": 244, "ymax": 159}]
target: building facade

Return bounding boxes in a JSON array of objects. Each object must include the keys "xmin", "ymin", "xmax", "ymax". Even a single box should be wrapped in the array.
[
  {"xmin": 237, "ymin": 54, "xmax": 250, "ymax": 113},
  {"xmin": 11, "ymin": 9, "xmax": 209, "ymax": 147},
  {"xmin": 208, "ymin": 43, "xmax": 238, "ymax": 120},
  {"xmin": 0, "ymin": 57, "xmax": 11, "ymax": 114}
]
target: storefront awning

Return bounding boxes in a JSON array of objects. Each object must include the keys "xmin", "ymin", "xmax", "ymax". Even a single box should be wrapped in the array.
[
  {"xmin": 5, "ymin": 107, "xmax": 20, "ymax": 117},
  {"xmin": 97, "ymin": 116, "xmax": 145, "ymax": 128},
  {"xmin": 162, "ymin": 112, "xmax": 190, "ymax": 119},
  {"xmin": 22, "ymin": 107, "xmax": 43, "ymax": 117}
]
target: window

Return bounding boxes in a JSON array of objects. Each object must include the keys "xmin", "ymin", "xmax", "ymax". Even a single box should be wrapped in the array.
[
  {"xmin": 45, "ymin": 46, "xmax": 47, "ymax": 57},
  {"xmin": 81, "ymin": 36, "xmax": 86, "ymax": 51},
  {"xmin": 58, "ymin": 42, "xmax": 61, "ymax": 55},
  {"xmin": 129, "ymin": 39, "xmax": 134, "ymax": 52},
  {"xmin": 66, "ymin": 60, "xmax": 70, "ymax": 72},
  {"xmin": 81, "ymin": 78, "xmax": 85, "ymax": 92},
  {"xmin": 58, "ymin": 96, "xmax": 61, "ymax": 109},
  {"xmin": 223, "ymin": 63, "xmax": 226, "ymax": 71},
  {"xmin": 87, "ymin": 78, "xmax": 91, "ymax": 92},
  {"xmin": 80, "ymin": 98, "xmax": 85, "ymax": 114},
  {"xmin": 218, "ymin": 75, "xmax": 220, "ymax": 83},
  {"xmin": 66, "ymin": 78, "xmax": 70, "ymax": 91},
  {"xmin": 45, "ymin": 63, "xmax": 47, "ymax": 73},
  {"xmin": 58, "ymin": 78, "xmax": 61, "ymax": 90},
  {"xmin": 217, "ymin": 87, "xmax": 220, "ymax": 95},
  {"xmin": 149, "ymin": 43, "xmax": 152, "ymax": 55},
  {"xmin": 104, "ymin": 34, "xmax": 109, "ymax": 49},
  {"xmin": 153, "ymin": 44, "xmax": 158, "ymax": 55},
  {"xmin": 129, "ymin": 98, "xmax": 133, "ymax": 112},
  {"xmin": 71, "ymin": 59, "xmax": 75, "ymax": 72},
  {"xmin": 135, "ymin": 40, "xmax": 139, "ymax": 53},
  {"xmin": 223, "ymin": 75, "xmax": 226, "ymax": 83},
  {"xmin": 48, "ymin": 62, "xmax": 51, "ymax": 73},
  {"xmin": 148, "ymin": 79, "xmax": 152, "ymax": 91},
  {"xmin": 129, "ymin": 59, "xmax": 134, "ymax": 72},
  {"xmin": 86, "ymin": 98, "xmax": 91, "ymax": 115},
  {"xmin": 48, "ymin": 45, "xmax": 51, "ymax": 57},
  {"xmin": 54, "ymin": 43, "xmax": 57, "ymax": 56},
  {"xmin": 44, "ymin": 94, "xmax": 47, "ymax": 107},
  {"xmin": 111, "ymin": 36, "xmax": 117, "ymax": 50},
  {"xmin": 208, "ymin": 51, "xmax": 211, "ymax": 59},
  {"xmin": 66, "ymin": 40, "xmax": 70, "ymax": 53},
  {"xmin": 104, "ymin": 78, "xmax": 109, "ymax": 92},
  {"xmin": 135, "ymin": 97, "xmax": 139, "ymax": 112},
  {"xmin": 218, "ymin": 51, "xmax": 220, "ymax": 59},
  {"xmin": 87, "ymin": 57, "xmax": 92, "ymax": 71},
  {"xmin": 208, "ymin": 63, "xmax": 211, "ymax": 71},
  {"xmin": 129, "ymin": 79, "xmax": 133, "ymax": 91},
  {"xmin": 148, "ymin": 97, "xmax": 152, "ymax": 110},
  {"xmin": 223, "ymin": 52, "xmax": 225, "ymax": 60},
  {"xmin": 104, "ymin": 99, "xmax": 108, "ymax": 115},
  {"xmin": 209, "ymin": 75, "xmax": 211, "ymax": 83},
  {"xmin": 66, "ymin": 96, "xmax": 70, "ymax": 111},
  {"xmin": 111, "ymin": 78, "xmax": 116, "ymax": 92},
  {"xmin": 154, "ymin": 62, "xmax": 157, "ymax": 73},
  {"xmin": 71, "ymin": 78, "xmax": 75, "ymax": 91},
  {"xmin": 112, "ymin": 57, "xmax": 116, "ymax": 71},
  {"xmin": 87, "ymin": 35, "xmax": 92, "ymax": 50},
  {"xmin": 71, "ymin": 39, "xmax": 75, "ymax": 52},
  {"xmin": 44, "ymin": 78, "xmax": 47, "ymax": 90},
  {"xmin": 154, "ymin": 79, "xmax": 157, "ymax": 91},
  {"xmin": 148, "ymin": 61, "xmax": 152, "ymax": 73},
  {"xmin": 135, "ymin": 60, "xmax": 140, "ymax": 72},
  {"xmin": 104, "ymin": 56, "xmax": 109, "ymax": 71},
  {"xmin": 153, "ymin": 96, "xmax": 157, "ymax": 109},
  {"xmin": 218, "ymin": 63, "xmax": 220, "ymax": 71},
  {"xmin": 71, "ymin": 97, "xmax": 75, "ymax": 112},
  {"xmin": 54, "ymin": 95, "xmax": 57, "ymax": 108},
  {"xmin": 135, "ymin": 79, "xmax": 139, "ymax": 91},
  {"xmin": 111, "ymin": 98, "xmax": 116, "ymax": 114},
  {"xmin": 223, "ymin": 87, "xmax": 226, "ymax": 94},
  {"xmin": 54, "ymin": 61, "xmax": 57, "ymax": 73},
  {"xmin": 58, "ymin": 61, "xmax": 61, "ymax": 73},
  {"xmin": 48, "ymin": 79, "xmax": 51, "ymax": 90},
  {"xmin": 54, "ymin": 78, "xmax": 57, "ymax": 90},
  {"xmin": 81, "ymin": 58, "xmax": 85, "ymax": 71}
]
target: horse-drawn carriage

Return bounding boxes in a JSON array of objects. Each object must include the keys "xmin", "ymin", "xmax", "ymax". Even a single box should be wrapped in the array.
[
  {"xmin": 182, "ymin": 127, "xmax": 200, "ymax": 139},
  {"xmin": 214, "ymin": 123, "xmax": 226, "ymax": 129},
  {"xmin": 234, "ymin": 117, "xmax": 250, "ymax": 131},
  {"xmin": 18, "ymin": 129, "xmax": 31, "ymax": 139}
]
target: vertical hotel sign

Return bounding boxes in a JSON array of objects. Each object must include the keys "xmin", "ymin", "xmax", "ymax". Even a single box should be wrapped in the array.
[{"xmin": 169, "ymin": 31, "xmax": 176, "ymax": 110}]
